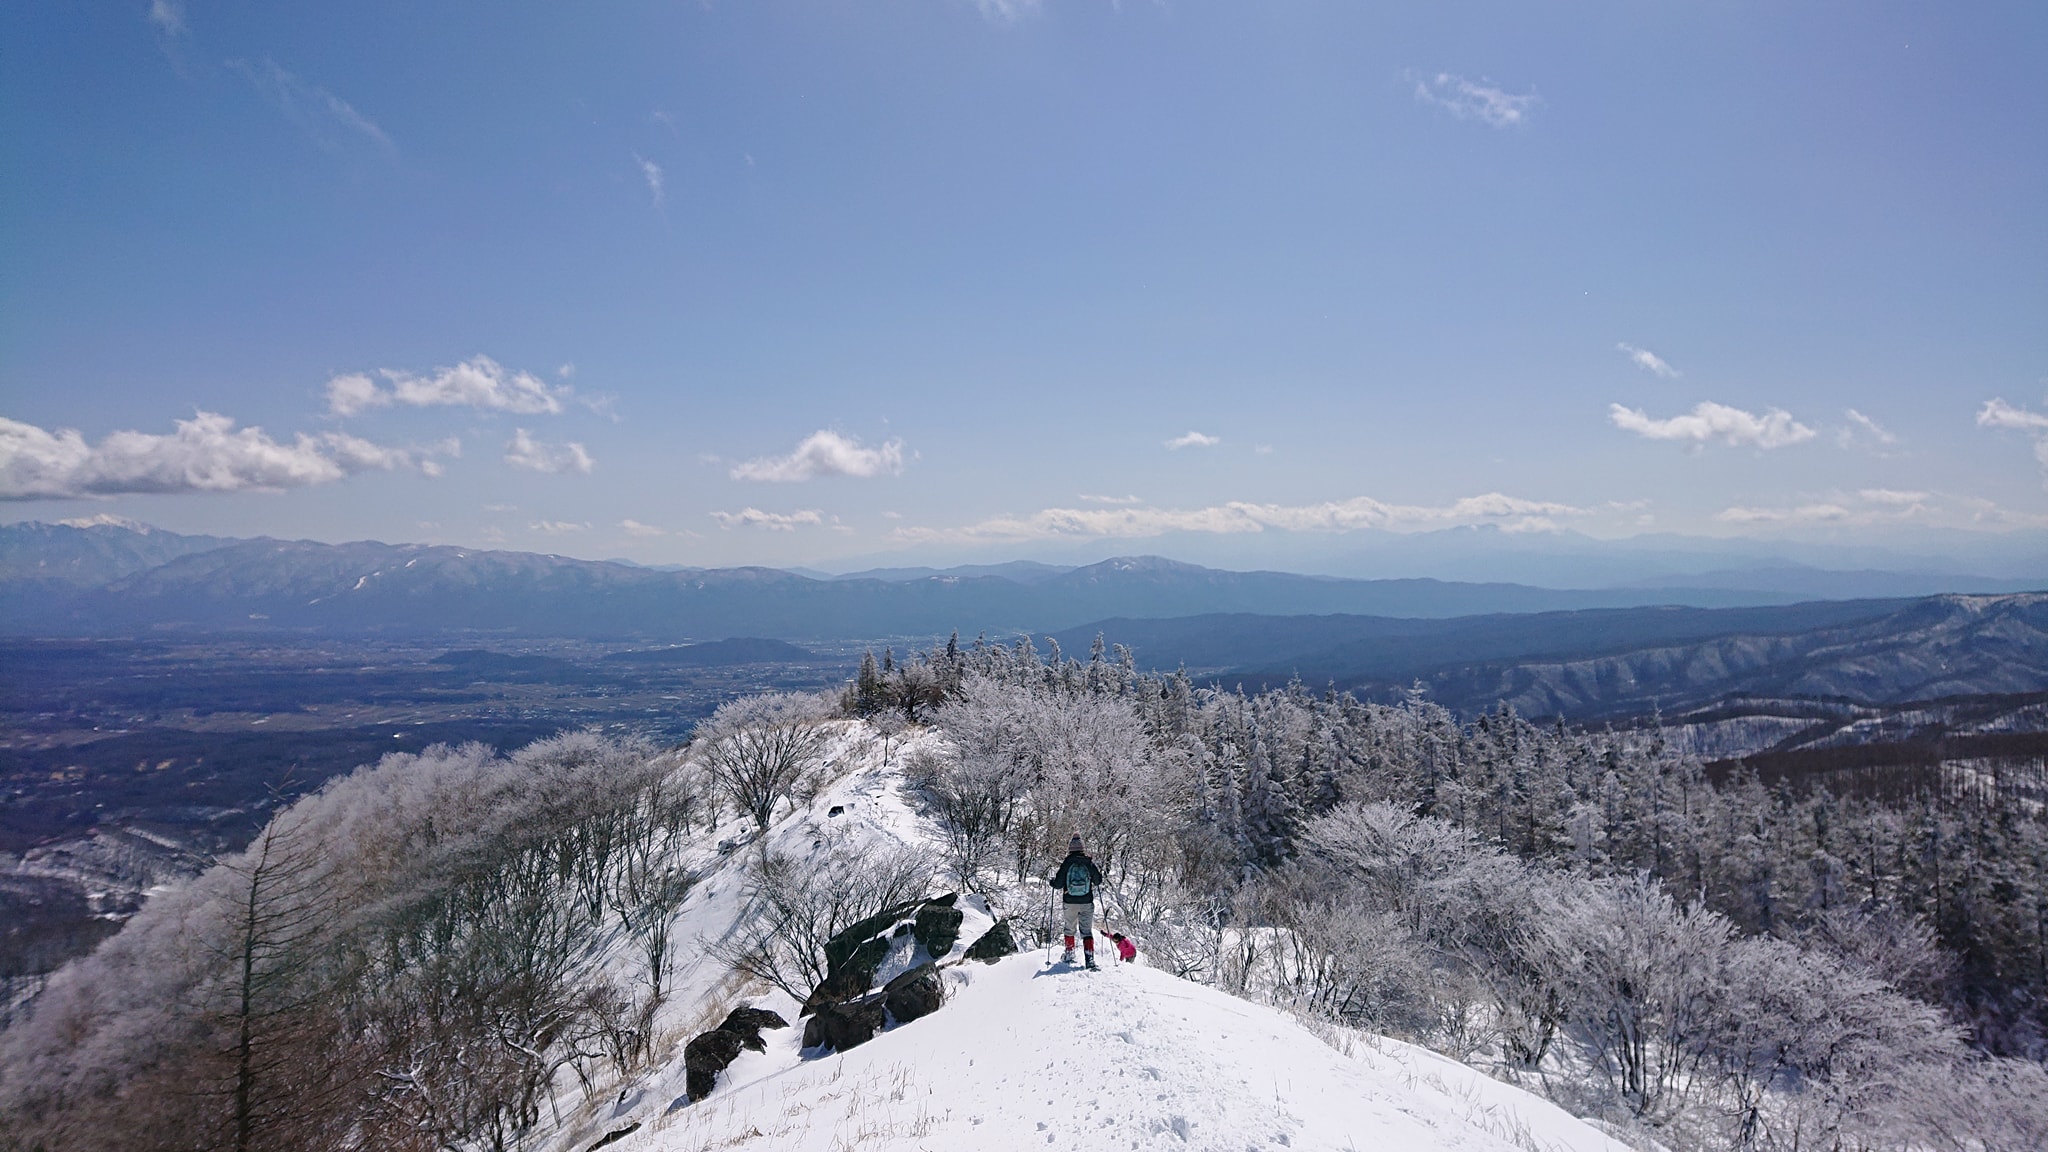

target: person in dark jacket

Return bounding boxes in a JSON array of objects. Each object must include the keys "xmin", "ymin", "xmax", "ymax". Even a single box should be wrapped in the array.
[{"xmin": 1047, "ymin": 833, "xmax": 1103, "ymax": 969}]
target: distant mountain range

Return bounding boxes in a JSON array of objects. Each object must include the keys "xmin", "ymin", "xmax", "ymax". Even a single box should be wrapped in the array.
[
  {"xmin": 1058, "ymin": 594, "xmax": 2048, "ymax": 719},
  {"xmin": 0, "ymin": 520, "xmax": 1968, "ymax": 642}
]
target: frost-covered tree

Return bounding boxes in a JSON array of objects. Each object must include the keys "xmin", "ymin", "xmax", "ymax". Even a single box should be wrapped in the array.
[{"xmin": 693, "ymin": 691, "xmax": 834, "ymax": 831}]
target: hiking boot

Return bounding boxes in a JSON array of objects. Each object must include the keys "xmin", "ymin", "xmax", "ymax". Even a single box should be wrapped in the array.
[
  {"xmin": 1060, "ymin": 949, "xmax": 1075, "ymax": 965},
  {"xmin": 1084, "ymin": 956, "xmax": 1099, "ymax": 970}
]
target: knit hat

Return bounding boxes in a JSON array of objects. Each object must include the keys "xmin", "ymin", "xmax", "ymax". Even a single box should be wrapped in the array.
[{"xmin": 1069, "ymin": 834, "xmax": 1084, "ymax": 852}]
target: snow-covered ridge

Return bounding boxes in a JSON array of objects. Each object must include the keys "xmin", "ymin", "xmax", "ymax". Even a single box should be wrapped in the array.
[
  {"xmin": 531, "ymin": 724, "xmax": 1626, "ymax": 1152},
  {"xmin": 623, "ymin": 952, "xmax": 1629, "ymax": 1152}
]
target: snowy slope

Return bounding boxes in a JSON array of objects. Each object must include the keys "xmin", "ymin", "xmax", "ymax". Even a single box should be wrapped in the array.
[
  {"xmin": 530, "ymin": 724, "xmax": 1628, "ymax": 1152},
  {"xmin": 617, "ymin": 952, "xmax": 1631, "ymax": 1152}
]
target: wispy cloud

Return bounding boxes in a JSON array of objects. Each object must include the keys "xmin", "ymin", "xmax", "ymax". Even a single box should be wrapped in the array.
[
  {"xmin": 971, "ymin": 0, "xmax": 1043, "ymax": 24},
  {"xmin": 1840, "ymin": 408, "xmax": 1899, "ymax": 449},
  {"xmin": 1713, "ymin": 503, "xmax": 1851, "ymax": 525},
  {"xmin": 147, "ymin": 0, "xmax": 185, "ymax": 36},
  {"xmin": 1978, "ymin": 397, "xmax": 2048, "ymax": 432},
  {"xmin": 1413, "ymin": 72, "xmax": 1538, "ymax": 128},
  {"xmin": 1715, "ymin": 488, "xmax": 1942, "ymax": 526},
  {"xmin": 1165, "ymin": 431, "xmax": 1221, "ymax": 450},
  {"xmin": 504, "ymin": 429, "xmax": 593, "ymax": 474},
  {"xmin": 893, "ymin": 491, "xmax": 1589, "ymax": 544},
  {"xmin": 530, "ymin": 520, "xmax": 588, "ymax": 534},
  {"xmin": 1978, "ymin": 396, "xmax": 2048, "ymax": 482},
  {"xmin": 229, "ymin": 58, "xmax": 393, "ymax": 153},
  {"xmin": 634, "ymin": 154, "xmax": 665, "ymax": 207},
  {"xmin": 619, "ymin": 519, "xmax": 667, "ymax": 537},
  {"xmin": 1079, "ymin": 493, "xmax": 1144, "ymax": 505},
  {"xmin": 328, "ymin": 356, "xmax": 571, "ymax": 416},
  {"xmin": 730, "ymin": 430, "xmax": 905, "ymax": 482},
  {"xmin": 1609, "ymin": 401, "xmax": 1817, "ymax": 449},
  {"xmin": 0, "ymin": 412, "xmax": 442, "ymax": 500},
  {"xmin": 711, "ymin": 507, "xmax": 825, "ymax": 531},
  {"xmin": 1616, "ymin": 343, "xmax": 1678, "ymax": 378}
]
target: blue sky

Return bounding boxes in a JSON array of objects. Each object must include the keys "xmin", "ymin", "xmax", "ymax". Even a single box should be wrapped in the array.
[{"xmin": 3, "ymin": 1, "xmax": 2045, "ymax": 576}]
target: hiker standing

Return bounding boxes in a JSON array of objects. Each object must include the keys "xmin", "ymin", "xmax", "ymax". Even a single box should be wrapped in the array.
[{"xmin": 1047, "ymin": 833, "xmax": 1103, "ymax": 969}]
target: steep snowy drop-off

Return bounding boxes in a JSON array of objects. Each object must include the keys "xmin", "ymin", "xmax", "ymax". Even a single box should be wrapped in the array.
[
  {"xmin": 624, "ymin": 950, "xmax": 1632, "ymax": 1152},
  {"xmin": 542, "ymin": 726, "xmax": 1629, "ymax": 1152}
]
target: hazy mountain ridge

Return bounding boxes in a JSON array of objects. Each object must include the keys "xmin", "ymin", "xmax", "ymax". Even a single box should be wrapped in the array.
[
  {"xmin": 3, "ymin": 520, "xmax": 1860, "ymax": 640},
  {"xmin": 1059, "ymin": 594, "xmax": 2046, "ymax": 710}
]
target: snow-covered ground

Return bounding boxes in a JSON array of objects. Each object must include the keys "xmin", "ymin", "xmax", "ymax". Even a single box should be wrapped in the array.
[
  {"xmin": 531, "ymin": 722, "xmax": 1631, "ymax": 1152},
  {"xmin": 625, "ymin": 950, "xmax": 1633, "ymax": 1152}
]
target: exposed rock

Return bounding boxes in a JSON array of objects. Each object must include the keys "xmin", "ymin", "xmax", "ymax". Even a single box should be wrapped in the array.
[
  {"xmin": 717, "ymin": 1006, "xmax": 789, "ymax": 1052},
  {"xmin": 824, "ymin": 900, "xmax": 922, "ymax": 974},
  {"xmin": 963, "ymin": 918, "xmax": 1018, "ymax": 962},
  {"xmin": 801, "ymin": 995, "xmax": 886, "ymax": 1052},
  {"xmin": 683, "ymin": 1005, "xmax": 792, "ymax": 1100},
  {"xmin": 883, "ymin": 962, "xmax": 943, "ymax": 1025},
  {"xmin": 914, "ymin": 902, "xmax": 965, "ymax": 960},
  {"xmin": 683, "ymin": 1028, "xmax": 746, "ymax": 1102}
]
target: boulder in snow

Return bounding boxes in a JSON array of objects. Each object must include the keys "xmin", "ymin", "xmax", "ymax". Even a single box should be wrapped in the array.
[
  {"xmin": 801, "ymin": 995, "xmax": 887, "ymax": 1052},
  {"xmin": 883, "ymin": 961, "xmax": 944, "ymax": 1025},
  {"xmin": 963, "ymin": 918, "xmax": 1018, "ymax": 962},
  {"xmin": 684, "ymin": 1005, "xmax": 791, "ymax": 1100}
]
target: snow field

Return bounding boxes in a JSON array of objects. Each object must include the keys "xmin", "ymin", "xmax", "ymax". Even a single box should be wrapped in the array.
[{"xmin": 620, "ymin": 951, "xmax": 1631, "ymax": 1152}]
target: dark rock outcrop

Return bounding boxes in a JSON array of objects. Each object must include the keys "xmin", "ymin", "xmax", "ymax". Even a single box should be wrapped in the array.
[
  {"xmin": 801, "ymin": 995, "xmax": 887, "ymax": 1052},
  {"xmin": 963, "ymin": 918, "xmax": 1018, "ymax": 962},
  {"xmin": 798, "ymin": 891, "xmax": 966, "ymax": 1047},
  {"xmin": 684, "ymin": 1006, "xmax": 791, "ymax": 1101},
  {"xmin": 683, "ymin": 1030, "xmax": 746, "ymax": 1102},
  {"xmin": 914, "ymin": 902, "xmax": 964, "ymax": 960},
  {"xmin": 883, "ymin": 962, "xmax": 943, "ymax": 1025},
  {"xmin": 718, "ymin": 1007, "xmax": 789, "ymax": 1051}
]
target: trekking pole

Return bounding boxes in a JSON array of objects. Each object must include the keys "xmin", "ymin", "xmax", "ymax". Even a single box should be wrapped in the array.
[{"xmin": 1043, "ymin": 885, "xmax": 1054, "ymax": 964}]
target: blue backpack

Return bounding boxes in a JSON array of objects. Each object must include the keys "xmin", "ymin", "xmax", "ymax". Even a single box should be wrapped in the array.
[{"xmin": 1065, "ymin": 861, "xmax": 1092, "ymax": 899}]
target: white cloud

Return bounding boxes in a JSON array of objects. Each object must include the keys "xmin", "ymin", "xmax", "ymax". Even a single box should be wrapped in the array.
[
  {"xmin": 711, "ymin": 507, "xmax": 825, "ymax": 531},
  {"xmin": 619, "ymin": 519, "xmax": 667, "ymax": 537},
  {"xmin": 730, "ymin": 430, "xmax": 906, "ymax": 482},
  {"xmin": 894, "ymin": 491, "xmax": 1589, "ymax": 544},
  {"xmin": 504, "ymin": 429, "xmax": 593, "ymax": 474},
  {"xmin": 1716, "ymin": 488, "xmax": 1945, "ymax": 526},
  {"xmin": 1978, "ymin": 397, "xmax": 2048, "ymax": 432},
  {"xmin": 1414, "ymin": 73, "xmax": 1538, "ymax": 128},
  {"xmin": 972, "ymin": 0, "xmax": 1043, "ymax": 23},
  {"xmin": 1976, "ymin": 397, "xmax": 2048, "ymax": 483},
  {"xmin": 558, "ymin": 363, "xmax": 576, "ymax": 379},
  {"xmin": 229, "ymin": 58, "xmax": 392, "ymax": 153},
  {"xmin": 1079, "ymin": 494, "xmax": 1144, "ymax": 505},
  {"xmin": 1842, "ymin": 408, "xmax": 1898, "ymax": 447},
  {"xmin": 1165, "ymin": 431, "xmax": 1221, "ymax": 450},
  {"xmin": 530, "ymin": 520, "xmax": 587, "ymax": 534},
  {"xmin": 1714, "ymin": 503, "xmax": 1851, "ymax": 524},
  {"xmin": 148, "ymin": 0, "xmax": 185, "ymax": 36},
  {"xmin": 1616, "ymin": 343, "xmax": 1678, "ymax": 378},
  {"xmin": 635, "ymin": 154, "xmax": 665, "ymax": 207},
  {"xmin": 0, "ymin": 412, "xmax": 439, "ymax": 500},
  {"xmin": 1609, "ymin": 401, "xmax": 1817, "ymax": 449},
  {"xmin": 328, "ymin": 355, "xmax": 570, "ymax": 416}
]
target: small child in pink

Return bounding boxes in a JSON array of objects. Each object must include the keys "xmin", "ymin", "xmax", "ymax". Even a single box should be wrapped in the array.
[{"xmin": 1108, "ymin": 932, "xmax": 1137, "ymax": 963}]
